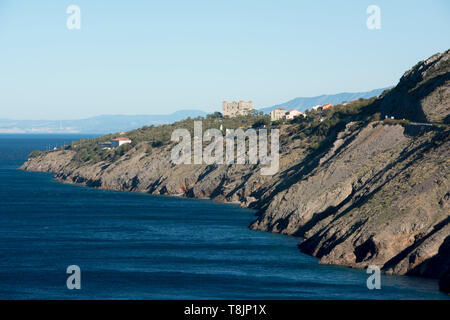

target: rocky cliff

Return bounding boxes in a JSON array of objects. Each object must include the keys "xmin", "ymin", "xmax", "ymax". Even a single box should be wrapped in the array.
[
  {"xmin": 379, "ymin": 50, "xmax": 450, "ymax": 123},
  {"xmin": 21, "ymin": 51, "xmax": 450, "ymax": 292}
]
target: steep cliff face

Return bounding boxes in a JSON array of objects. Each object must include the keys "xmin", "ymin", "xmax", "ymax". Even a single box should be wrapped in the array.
[
  {"xmin": 251, "ymin": 123, "xmax": 449, "ymax": 280},
  {"xmin": 21, "ymin": 51, "xmax": 450, "ymax": 292},
  {"xmin": 379, "ymin": 49, "xmax": 450, "ymax": 123}
]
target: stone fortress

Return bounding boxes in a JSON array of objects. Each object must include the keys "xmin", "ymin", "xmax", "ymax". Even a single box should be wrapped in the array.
[{"xmin": 222, "ymin": 100, "xmax": 254, "ymax": 117}]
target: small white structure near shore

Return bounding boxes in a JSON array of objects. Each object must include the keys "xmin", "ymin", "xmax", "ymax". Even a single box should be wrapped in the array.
[{"xmin": 112, "ymin": 137, "xmax": 132, "ymax": 148}]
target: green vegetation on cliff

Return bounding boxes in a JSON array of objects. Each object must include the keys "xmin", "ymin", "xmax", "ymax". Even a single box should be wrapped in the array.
[{"xmin": 29, "ymin": 96, "xmax": 382, "ymax": 166}]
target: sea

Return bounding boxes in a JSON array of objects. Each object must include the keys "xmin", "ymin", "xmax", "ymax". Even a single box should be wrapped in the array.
[{"xmin": 0, "ymin": 134, "xmax": 447, "ymax": 299}]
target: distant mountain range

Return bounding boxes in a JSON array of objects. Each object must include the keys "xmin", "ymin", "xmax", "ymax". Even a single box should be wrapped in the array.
[
  {"xmin": 260, "ymin": 87, "xmax": 391, "ymax": 113},
  {"xmin": 0, "ymin": 110, "xmax": 207, "ymax": 134},
  {"xmin": 1, "ymin": 88, "xmax": 392, "ymax": 134}
]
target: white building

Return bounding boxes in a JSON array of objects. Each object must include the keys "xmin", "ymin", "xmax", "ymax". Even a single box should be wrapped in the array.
[
  {"xmin": 270, "ymin": 108, "xmax": 286, "ymax": 121},
  {"xmin": 285, "ymin": 109, "xmax": 306, "ymax": 120},
  {"xmin": 112, "ymin": 137, "xmax": 132, "ymax": 148}
]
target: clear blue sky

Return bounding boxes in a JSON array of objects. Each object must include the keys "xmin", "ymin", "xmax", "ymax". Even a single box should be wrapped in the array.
[{"xmin": 0, "ymin": 0, "xmax": 449, "ymax": 120}]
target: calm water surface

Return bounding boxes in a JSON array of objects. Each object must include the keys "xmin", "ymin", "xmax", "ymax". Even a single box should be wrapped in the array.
[{"xmin": 0, "ymin": 134, "xmax": 447, "ymax": 299}]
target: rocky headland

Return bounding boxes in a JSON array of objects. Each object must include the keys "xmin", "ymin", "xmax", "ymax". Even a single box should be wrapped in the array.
[{"xmin": 21, "ymin": 50, "xmax": 450, "ymax": 293}]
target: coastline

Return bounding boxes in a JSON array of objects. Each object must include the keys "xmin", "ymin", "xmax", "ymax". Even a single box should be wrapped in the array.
[
  {"xmin": 19, "ymin": 121, "xmax": 450, "ymax": 293},
  {"xmin": 18, "ymin": 50, "xmax": 450, "ymax": 293}
]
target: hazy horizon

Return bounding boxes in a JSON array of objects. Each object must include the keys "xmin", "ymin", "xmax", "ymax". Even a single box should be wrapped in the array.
[
  {"xmin": 0, "ymin": 0, "xmax": 449, "ymax": 120},
  {"xmin": 0, "ymin": 87, "xmax": 393, "ymax": 121}
]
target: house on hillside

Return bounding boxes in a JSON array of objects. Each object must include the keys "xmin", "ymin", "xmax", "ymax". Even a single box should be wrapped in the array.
[
  {"xmin": 285, "ymin": 109, "xmax": 306, "ymax": 120},
  {"xmin": 270, "ymin": 108, "xmax": 286, "ymax": 121},
  {"xmin": 112, "ymin": 137, "xmax": 132, "ymax": 148},
  {"xmin": 319, "ymin": 104, "xmax": 334, "ymax": 110},
  {"xmin": 271, "ymin": 108, "xmax": 306, "ymax": 121}
]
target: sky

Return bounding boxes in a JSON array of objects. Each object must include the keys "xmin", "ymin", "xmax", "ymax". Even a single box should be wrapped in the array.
[{"xmin": 0, "ymin": 0, "xmax": 449, "ymax": 120}]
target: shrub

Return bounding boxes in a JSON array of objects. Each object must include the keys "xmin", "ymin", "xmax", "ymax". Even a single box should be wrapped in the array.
[
  {"xmin": 152, "ymin": 140, "xmax": 163, "ymax": 148},
  {"xmin": 368, "ymin": 112, "xmax": 381, "ymax": 122},
  {"xmin": 252, "ymin": 117, "xmax": 270, "ymax": 129}
]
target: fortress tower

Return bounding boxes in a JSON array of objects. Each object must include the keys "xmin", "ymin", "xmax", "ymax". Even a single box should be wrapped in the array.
[{"xmin": 222, "ymin": 100, "xmax": 254, "ymax": 117}]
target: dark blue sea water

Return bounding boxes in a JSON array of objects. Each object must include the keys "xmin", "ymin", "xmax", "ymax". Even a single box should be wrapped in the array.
[{"xmin": 0, "ymin": 134, "xmax": 447, "ymax": 299}]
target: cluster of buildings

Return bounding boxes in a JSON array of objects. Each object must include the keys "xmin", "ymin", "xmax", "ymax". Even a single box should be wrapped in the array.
[
  {"xmin": 93, "ymin": 99, "xmax": 357, "ymax": 154},
  {"xmin": 270, "ymin": 108, "xmax": 306, "ymax": 121},
  {"xmin": 94, "ymin": 100, "xmax": 343, "ymax": 153},
  {"xmin": 222, "ymin": 100, "xmax": 254, "ymax": 117},
  {"xmin": 269, "ymin": 103, "xmax": 339, "ymax": 121},
  {"xmin": 218, "ymin": 99, "xmax": 341, "ymax": 122}
]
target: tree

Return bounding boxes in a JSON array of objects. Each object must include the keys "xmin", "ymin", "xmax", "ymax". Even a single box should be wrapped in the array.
[
  {"xmin": 252, "ymin": 117, "xmax": 270, "ymax": 129},
  {"xmin": 206, "ymin": 112, "xmax": 223, "ymax": 120}
]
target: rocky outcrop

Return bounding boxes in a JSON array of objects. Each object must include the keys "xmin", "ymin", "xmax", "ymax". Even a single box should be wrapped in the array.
[
  {"xmin": 379, "ymin": 49, "xmax": 450, "ymax": 123},
  {"xmin": 21, "ymin": 51, "xmax": 450, "ymax": 293}
]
